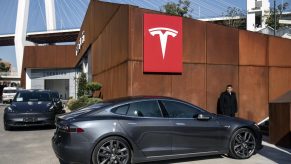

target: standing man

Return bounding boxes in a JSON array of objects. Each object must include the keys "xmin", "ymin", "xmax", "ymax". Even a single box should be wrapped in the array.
[{"xmin": 219, "ymin": 85, "xmax": 238, "ymax": 117}]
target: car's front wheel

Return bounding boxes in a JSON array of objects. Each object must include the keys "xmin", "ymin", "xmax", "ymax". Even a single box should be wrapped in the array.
[
  {"xmin": 4, "ymin": 121, "xmax": 11, "ymax": 131},
  {"xmin": 229, "ymin": 128, "xmax": 256, "ymax": 159},
  {"xmin": 92, "ymin": 136, "xmax": 131, "ymax": 164}
]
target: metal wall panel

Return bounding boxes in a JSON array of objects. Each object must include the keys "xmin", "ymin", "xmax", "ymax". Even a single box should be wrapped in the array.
[
  {"xmin": 128, "ymin": 61, "xmax": 172, "ymax": 96},
  {"xmin": 74, "ymin": 1, "xmax": 121, "ymax": 66},
  {"xmin": 93, "ymin": 62, "xmax": 128, "ymax": 99},
  {"xmin": 21, "ymin": 45, "xmax": 76, "ymax": 87},
  {"xmin": 183, "ymin": 19, "xmax": 206, "ymax": 64},
  {"xmin": 206, "ymin": 65, "xmax": 239, "ymax": 114},
  {"xmin": 128, "ymin": 7, "xmax": 160, "ymax": 61},
  {"xmin": 91, "ymin": 6, "xmax": 129, "ymax": 76},
  {"xmin": 239, "ymin": 66, "xmax": 269, "ymax": 122},
  {"xmin": 23, "ymin": 45, "xmax": 75, "ymax": 69},
  {"xmin": 239, "ymin": 30, "xmax": 268, "ymax": 66},
  {"xmin": 269, "ymin": 103, "xmax": 291, "ymax": 148},
  {"xmin": 206, "ymin": 23, "xmax": 239, "ymax": 65},
  {"xmin": 269, "ymin": 67, "xmax": 291, "ymax": 101},
  {"xmin": 269, "ymin": 36, "xmax": 291, "ymax": 67},
  {"xmin": 171, "ymin": 64, "xmax": 206, "ymax": 108}
]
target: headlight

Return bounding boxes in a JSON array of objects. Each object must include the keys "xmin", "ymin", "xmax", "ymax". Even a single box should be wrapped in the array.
[
  {"xmin": 254, "ymin": 123, "xmax": 260, "ymax": 129},
  {"xmin": 6, "ymin": 106, "xmax": 15, "ymax": 113}
]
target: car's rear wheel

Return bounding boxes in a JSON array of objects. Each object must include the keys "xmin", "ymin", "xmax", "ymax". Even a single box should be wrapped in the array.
[
  {"xmin": 92, "ymin": 136, "xmax": 131, "ymax": 164},
  {"xmin": 229, "ymin": 128, "xmax": 256, "ymax": 159}
]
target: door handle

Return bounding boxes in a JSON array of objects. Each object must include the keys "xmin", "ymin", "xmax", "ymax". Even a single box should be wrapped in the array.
[
  {"xmin": 128, "ymin": 122, "xmax": 137, "ymax": 125},
  {"xmin": 176, "ymin": 123, "xmax": 186, "ymax": 126}
]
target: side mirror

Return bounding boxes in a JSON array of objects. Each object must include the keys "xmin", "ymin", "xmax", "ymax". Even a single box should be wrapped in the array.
[{"xmin": 197, "ymin": 113, "xmax": 211, "ymax": 121}]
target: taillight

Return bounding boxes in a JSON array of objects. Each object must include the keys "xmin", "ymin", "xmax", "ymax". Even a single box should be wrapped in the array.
[
  {"xmin": 68, "ymin": 127, "xmax": 84, "ymax": 133},
  {"xmin": 58, "ymin": 124, "xmax": 84, "ymax": 133}
]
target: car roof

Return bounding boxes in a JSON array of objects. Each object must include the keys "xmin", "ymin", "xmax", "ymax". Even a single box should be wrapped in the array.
[
  {"xmin": 17, "ymin": 89, "xmax": 51, "ymax": 93},
  {"xmin": 102, "ymin": 96, "xmax": 180, "ymax": 104}
]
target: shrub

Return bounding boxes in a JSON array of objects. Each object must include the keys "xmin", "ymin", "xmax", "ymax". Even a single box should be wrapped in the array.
[
  {"xmin": 77, "ymin": 72, "xmax": 87, "ymax": 98},
  {"xmin": 67, "ymin": 96, "xmax": 102, "ymax": 111},
  {"xmin": 86, "ymin": 82, "xmax": 102, "ymax": 97}
]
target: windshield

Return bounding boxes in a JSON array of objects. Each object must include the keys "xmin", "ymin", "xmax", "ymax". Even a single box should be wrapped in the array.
[
  {"xmin": 50, "ymin": 92, "xmax": 59, "ymax": 99},
  {"xmin": 14, "ymin": 92, "xmax": 52, "ymax": 102},
  {"xmin": 3, "ymin": 90, "xmax": 17, "ymax": 94}
]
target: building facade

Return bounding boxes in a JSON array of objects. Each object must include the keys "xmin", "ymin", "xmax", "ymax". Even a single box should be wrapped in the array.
[
  {"xmin": 21, "ymin": 45, "xmax": 80, "ymax": 99},
  {"xmin": 22, "ymin": 0, "xmax": 291, "ymax": 123}
]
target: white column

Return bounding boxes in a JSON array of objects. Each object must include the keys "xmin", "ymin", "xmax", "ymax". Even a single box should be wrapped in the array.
[
  {"xmin": 25, "ymin": 68, "xmax": 31, "ymax": 89},
  {"xmin": 247, "ymin": 0, "xmax": 256, "ymax": 31},
  {"xmin": 261, "ymin": 0, "xmax": 270, "ymax": 29},
  {"xmin": 45, "ymin": 0, "xmax": 56, "ymax": 31},
  {"xmin": 14, "ymin": 0, "xmax": 31, "ymax": 76}
]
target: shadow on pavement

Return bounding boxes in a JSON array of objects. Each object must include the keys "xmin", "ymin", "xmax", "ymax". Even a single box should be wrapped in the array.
[
  {"xmin": 8, "ymin": 125, "xmax": 55, "ymax": 132},
  {"xmin": 258, "ymin": 143, "xmax": 291, "ymax": 163},
  {"xmin": 141, "ymin": 155, "xmax": 224, "ymax": 164}
]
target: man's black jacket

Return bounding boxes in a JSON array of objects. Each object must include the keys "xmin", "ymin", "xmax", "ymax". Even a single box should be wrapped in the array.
[{"xmin": 219, "ymin": 91, "xmax": 238, "ymax": 115}]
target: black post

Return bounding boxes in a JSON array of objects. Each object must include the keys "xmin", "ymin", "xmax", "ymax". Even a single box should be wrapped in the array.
[{"xmin": 274, "ymin": 0, "xmax": 276, "ymax": 36}]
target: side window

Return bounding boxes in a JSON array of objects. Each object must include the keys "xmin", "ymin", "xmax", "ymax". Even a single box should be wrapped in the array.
[
  {"xmin": 127, "ymin": 101, "xmax": 162, "ymax": 117},
  {"xmin": 112, "ymin": 105, "xmax": 129, "ymax": 115},
  {"xmin": 161, "ymin": 100, "xmax": 201, "ymax": 118}
]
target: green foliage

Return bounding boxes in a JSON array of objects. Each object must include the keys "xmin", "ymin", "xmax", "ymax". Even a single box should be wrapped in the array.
[
  {"xmin": 77, "ymin": 72, "xmax": 87, "ymax": 98},
  {"xmin": 266, "ymin": 2, "xmax": 289, "ymax": 30},
  {"xmin": 86, "ymin": 82, "xmax": 102, "ymax": 93},
  {"xmin": 161, "ymin": 0, "xmax": 192, "ymax": 18},
  {"xmin": 0, "ymin": 62, "xmax": 10, "ymax": 72},
  {"xmin": 222, "ymin": 7, "xmax": 246, "ymax": 29},
  {"xmin": 67, "ymin": 96, "xmax": 102, "ymax": 111}
]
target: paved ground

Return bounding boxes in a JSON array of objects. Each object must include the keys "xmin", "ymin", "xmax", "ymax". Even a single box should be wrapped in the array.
[{"xmin": 0, "ymin": 104, "xmax": 291, "ymax": 164}]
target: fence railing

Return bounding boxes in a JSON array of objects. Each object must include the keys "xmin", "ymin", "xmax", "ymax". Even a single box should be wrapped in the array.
[{"xmin": 0, "ymin": 71, "xmax": 19, "ymax": 77}]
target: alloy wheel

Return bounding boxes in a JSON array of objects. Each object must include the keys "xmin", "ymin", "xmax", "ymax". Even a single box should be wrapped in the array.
[
  {"xmin": 97, "ymin": 139, "xmax": 130, "ymax": 164},
  {"xmin": 232, "ymin": 130, "xmax": 256, "ymax": 158}
]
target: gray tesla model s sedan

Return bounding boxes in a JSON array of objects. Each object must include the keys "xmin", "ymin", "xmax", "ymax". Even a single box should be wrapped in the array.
[{"xmin": 52, "ymin": 96, "xmax": 262, "ymax": 164}]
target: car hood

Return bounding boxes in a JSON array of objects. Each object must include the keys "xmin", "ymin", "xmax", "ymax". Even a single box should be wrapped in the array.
[
  {"xmin": 11, "ymin": 101, "xmax": 53, "ymax": 113},
  {"xmin": 215, "ymin": 114, "xmax": 255, "ymax": 125}
]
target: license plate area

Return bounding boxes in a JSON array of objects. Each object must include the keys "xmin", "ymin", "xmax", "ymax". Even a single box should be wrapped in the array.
[{"xmin": 23, "ymin": 117, "xmax": 38, "ymax": 122}]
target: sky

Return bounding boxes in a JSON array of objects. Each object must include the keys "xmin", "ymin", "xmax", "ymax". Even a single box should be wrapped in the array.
[{"xmin": 0, "ymin": 0, "xmax": 290, "ymax": 70}]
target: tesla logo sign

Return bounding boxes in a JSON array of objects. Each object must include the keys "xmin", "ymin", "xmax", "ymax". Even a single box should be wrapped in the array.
[
  {"xmin": 144, "ymin": 14, "xmax": 183, "ymax": 73},
  {"xmin": 149, "ymin": 27, "xmax": 178, "ymax": 59}
]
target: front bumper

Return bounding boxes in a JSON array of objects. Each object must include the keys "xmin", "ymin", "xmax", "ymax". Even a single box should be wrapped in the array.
[{"xmin": 4, "ymin": 112, "xmax": 55, "ymax": 127}]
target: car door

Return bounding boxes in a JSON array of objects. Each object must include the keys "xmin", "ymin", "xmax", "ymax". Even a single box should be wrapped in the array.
[
  {"xmin": 117, "ymin": 100, "xmax": 173, "ymax": 157},
  {"xmin": 160, "ymin": 100, "xmax": 228, "ymax": 154}
]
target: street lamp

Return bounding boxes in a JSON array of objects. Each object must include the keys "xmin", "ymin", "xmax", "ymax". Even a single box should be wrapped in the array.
[{"xmin": 274, "ymin": 0, "xmax": 276, "ymax": 36}]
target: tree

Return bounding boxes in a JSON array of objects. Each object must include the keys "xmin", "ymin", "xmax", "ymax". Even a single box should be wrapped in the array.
[
  {"xmin": 0, "ymin": 62, "xmax": 10, "ymax": 72},
  {"xmin": 77, "ymin": 72, "xmax": 87, "ymax": 98},
  {"xmin": 222, "ymin": 7, "xmax": 246, "ymax": 29},
  {"xmin": 266, "ymin": 2, "xmax": 289, "ymax": 30},
  {"xmin": 161, "ymin": 0, "xmax": 192, "ymax": 18}
]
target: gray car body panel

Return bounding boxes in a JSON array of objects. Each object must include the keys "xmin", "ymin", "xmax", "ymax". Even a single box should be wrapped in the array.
[{"xmin": 51, "ymin": 96, "xmax": 262, "ymax": 164}]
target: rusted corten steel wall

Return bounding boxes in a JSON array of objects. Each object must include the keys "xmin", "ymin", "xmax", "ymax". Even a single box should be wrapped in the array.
[
  {"xmin": 65, "ymin": 1, "xmax": 291, "ymax": 122},
  {"xmin": 21, "ymin": 45, "xmax": 75, "ymax": 87}
]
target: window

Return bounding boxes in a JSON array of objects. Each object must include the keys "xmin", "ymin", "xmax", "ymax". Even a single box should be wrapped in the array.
[
  {"xmin": 127, "ymin": 101, "xmax": 162, "ymax": 117},
  {"xmin": 161, "ymin": 100, "xmax": 202, "ymax": 118},
  {"xmin": 112, "ymin": 105, "xmax": 129, "ymax": 115},
  {"xmin": 14, "ymin": 92, "xmax": 52, "ymax": 102}
]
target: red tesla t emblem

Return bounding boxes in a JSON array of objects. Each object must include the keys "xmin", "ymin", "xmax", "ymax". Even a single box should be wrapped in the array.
[{"xmin": 143, "ymin": 13, "xmax": 183, "ymax": 73}]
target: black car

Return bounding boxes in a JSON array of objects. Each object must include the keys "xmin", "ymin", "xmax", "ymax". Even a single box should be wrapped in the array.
[
  {"xmin": 52, "ymin": 96, "xmax": 263, "ymax": 164},
  {"xmin": 49, "ymin": 91, "xmax": 65, "ymax": 114},
  {"xmin": 3, "ymin": 90, "xmax": 59, "ymax": 130}
]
